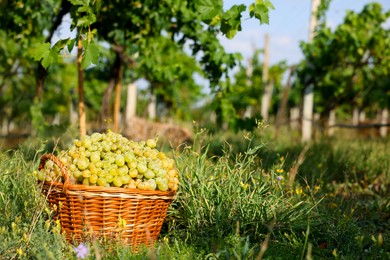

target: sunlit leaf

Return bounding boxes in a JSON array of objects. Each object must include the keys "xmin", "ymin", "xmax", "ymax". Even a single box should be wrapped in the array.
[{"xmin": 81, "ymin": 42, "xmax": 99, "ymax": 68}]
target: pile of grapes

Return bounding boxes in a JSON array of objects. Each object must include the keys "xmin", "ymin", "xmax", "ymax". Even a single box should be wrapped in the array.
[{"xmin": 38, "ymin": 131, "xmax": 179, "ymax": 192}]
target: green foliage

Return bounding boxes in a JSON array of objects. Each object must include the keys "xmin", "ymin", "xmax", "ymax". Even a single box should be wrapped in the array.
[{"xmin": 296, "ymin": 2, "xmax": 390, "ymax": 115}]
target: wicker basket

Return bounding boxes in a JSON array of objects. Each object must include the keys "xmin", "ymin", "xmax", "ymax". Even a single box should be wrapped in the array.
[{"xmin": 38, "ymin": 153, "xmax": 176, "ymax": 248}]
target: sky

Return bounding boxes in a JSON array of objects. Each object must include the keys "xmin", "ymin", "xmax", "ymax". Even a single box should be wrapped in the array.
[{"xmin": 219, "ymin": 0, "xmax": 390, "ymax": 67}]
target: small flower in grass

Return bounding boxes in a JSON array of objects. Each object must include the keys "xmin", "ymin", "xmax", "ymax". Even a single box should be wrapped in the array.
[
  {"xmin": 74, "ymin": 243, "xmax": 88, "ymax": 259},
  {"xmin": 276, "ymin": 169, "xmax": 284, "ymax": 173},
  {"xmin": 277, "ymin": 176, "xmax": 283, "ymax": 181},
  {"xmin": 295, "ymin": 187, "xmax": 303, "ymax": 195}
]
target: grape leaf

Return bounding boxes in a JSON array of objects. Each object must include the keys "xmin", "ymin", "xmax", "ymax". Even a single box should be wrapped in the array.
[
  {"xmin": 30, "ymin": 42, "xmax": 58, "ymax": 69},
  {"xmin": 249, "ymin": 1, "xmax": 274, "ymax": 25},
  {"xmin": 220, "ymin": 4, "xmax": 246, "ymax": 39},
  {"xmin": 81, "ymin": 41, "xmax": 99, "ymax": 68},
  {"xmin": 196, "ymin": 0, "xmax": 223, "ymax": 22}
]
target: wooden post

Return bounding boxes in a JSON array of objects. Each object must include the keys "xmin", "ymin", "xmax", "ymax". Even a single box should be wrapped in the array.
[
  {"xmin": 70, "ymin": 98, "xmax": 78, "ymax": 126},
  {"xmin": 328, "ymin": 108, "xmax": 336, "ymax": 136},
  {"xmin": 77, "ymin": 36, "xmax": 86, "ymax": 137},
  {"xmin": 148, "ymin": 93, "xmax": 156, "ymax": 120},
  {"xmin": 113, "ymin": 60, "xmax": 123, "ymax": 133},
  {"xmin": 125, "ymin": 83, "xmax": 137, "ymax": 131},
  {"xmin": 1, "ymin": 118, "xmax": 8, "ymax": 135},
  {"xmin": 302, "ymin": 0, "xmax": 321, "ymax": 142},
  {"xmin": 261, "ymin": 33, "xmax": 271, "ymax": 121},
  {"xmin": 380, "ymin": 108, "xmax": 389, "ymax": 137},
  {"xmin": 244, "ymin": 57, "xmax": 253, "ymax": 118},
  {"xmin": 352, "ymin": 106, "xmax": 359, "ymax": 125},
  {"xmin": 290, "ymin": 107, "xmax": 300, "ymax": 130}
]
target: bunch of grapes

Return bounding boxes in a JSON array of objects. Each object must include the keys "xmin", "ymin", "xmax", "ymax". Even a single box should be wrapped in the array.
[{"xmin": 38, "ymin": 131, "xmax": 179, "ymax": 192}]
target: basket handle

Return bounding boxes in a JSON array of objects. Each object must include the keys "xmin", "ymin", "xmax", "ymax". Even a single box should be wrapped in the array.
[{"xmin": 39, "ymin": 153, "xmax": 71, "ymax": 193}]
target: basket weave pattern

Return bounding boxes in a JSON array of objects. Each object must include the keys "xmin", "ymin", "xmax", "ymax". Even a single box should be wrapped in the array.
[{"xmin": 39, "ymin": 153, "xmax": 176, "ymax": 247}]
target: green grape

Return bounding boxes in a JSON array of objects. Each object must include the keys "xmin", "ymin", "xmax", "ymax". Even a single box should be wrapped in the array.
[
  {"xmin": 144, "ymin": 170, "xmax": 155, "ymax": 179},
  {"xmin": 82, "ymin": 170, "xmax": 91, "ymax": 178},
  {"xmin": 89, "ymin": 174, "xmax": 98, "ymax": 184},
  {"xmin": 82, "ymin": 178, "xmax": 90, "ymax": 186},
  {"xmin": 115, "ymin": 154, "xmax": 125, "ymax": 167},
  {"xmin": 73, "ymin": 139, "xmax": 82, "ymax": 147},
  {"xmin": 127, "ymin": 161, "xmax": 137, "ymax": 169},
  {"xmin": 111, "ymin": 144, "xmax": 118, "ymax": 151},
  {"xmin": 118, "ymin": 165, "xmax": 128, "ymax": 176},
  {"xmin": 146, "ymin": 138, "xmax": 157, "ymax": 149},
  {"xmin": 112, "ymin": 176, "xmax": 123, "ymax": 187},
  {"xmin": 129, "ymin": 168, "xmax": 138, "ymax": 178},
  {"xmin": 147, "ymin": 179, "xmax": 157, "ymax": 190},
  {"xmin": 128, "ymin": 180, "xmax": 137, "ymax": 189},
  {"xmin": 121, "ymin": 175, "xmax": 131, "ymax": 185},
  {"xmin": 95, "ymin": 161, "xmax": 103, "ymax": 168},
  {"xmin": 73, "ymin": 170, "xmax": 82, "ymax": 180},
  {"xmin": 137, "ymin": 182, "xmax": 147, "ymax": 190},
  {"xmin": 69, "ymin": 164, "xmax": 77, "ymax": 172},
  {"xmin": 97, "ymin": 177, "xmax": 107, "ymax": 187},
  {"xmin": 89, "ymin": 164, "xmax": 98, "ymax": 175},
  {"xmin": 97, "ymin": 169, "xmax": 105, "ymax": 177},
  {"xmin": 84, "ymin": 150, "xmax": 91, "ymax": 158},
  {"xmin": 124, "ymin": 152, "xmax": 136, "ymax": 164},
  {"xmin": 77, "ymin": 157, "xmax": 89, "ymax": 171},
  {"xmin": 157, "ymin": 182, "xmax": 168, "ymax": 191},
  {"xmin": 109, "ymin": 168, "xmax": 118, "ymax": 176},
  {"xmin": 37, "ymin": 171, "xmax": 45, "ymax": 181},
  {"xmin": 105, "ymin": 175, "xmax": 114, "ymax": 183},
  {"xmin": 136, "ymin": 162, "xmax": 147, "ymax": 174},
  {"xmin": 91, "ymin": 132, "xmax": 102, "ymax": 142},
  {"xmin": 155, "ymin": 169, "xmax": 167, "ymax": 178},
  {"xmin": 90, "ymin": 151, "xmax": 101, "ymax": 163}
]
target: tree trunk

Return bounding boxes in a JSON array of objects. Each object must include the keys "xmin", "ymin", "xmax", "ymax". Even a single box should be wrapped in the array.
[
  {"xmin": 275, "ymin": 66, "xmax": 294, "ymax": 138},
  {"xmin": 327, "ymin": 108, "xmax": 336, "ymax": 136},
  {"xmin": 113, "ymin": 59, "xmax": 124, "ymax": 133},
  {"xmin": 35, "ymin": 0, "xmax": 71, "ymax": 100},
  {"xmin": 379, "ymin": 108, "xmax": 389, "ymax": 137},
  {"xmin": 36, "ymin": 65, "xmax": 47, "ymax": 101},
  {"xmin": 77, "ymin": 37, "xmax": 86, "ymax": 137},
  {"xmin": 290, "ymin": 107, "xmax": 300, "ymax": 130}
]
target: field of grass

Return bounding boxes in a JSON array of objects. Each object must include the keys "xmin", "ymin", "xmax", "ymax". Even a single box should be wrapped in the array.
[{"xmin": 0, "ymin": 126, "xmax": 389, "ymax": 259}]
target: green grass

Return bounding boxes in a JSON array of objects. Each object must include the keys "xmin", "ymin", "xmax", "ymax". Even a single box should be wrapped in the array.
[{"xmin": 0, "ymin": 127, "xmax": 389, "ymax": 259}]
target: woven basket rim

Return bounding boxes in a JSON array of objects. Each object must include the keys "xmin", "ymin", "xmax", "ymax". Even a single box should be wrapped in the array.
[{"xmin": 39, "ymin": 153, "xmax": 177, "ymax": 199}]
